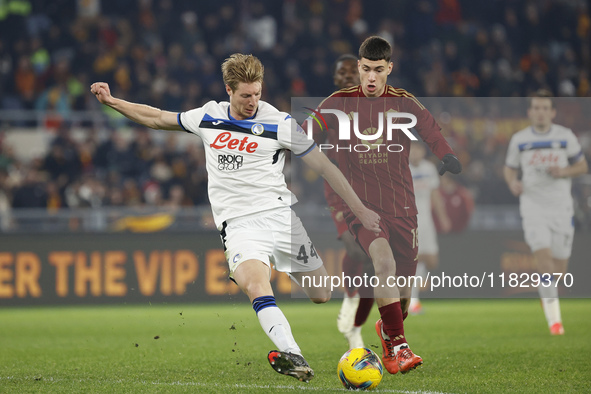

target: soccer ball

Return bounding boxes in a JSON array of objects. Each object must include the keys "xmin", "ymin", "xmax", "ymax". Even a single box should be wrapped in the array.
[{"xmin": 337, "ymin": 347, "xmax": 383, "ymax": 390}]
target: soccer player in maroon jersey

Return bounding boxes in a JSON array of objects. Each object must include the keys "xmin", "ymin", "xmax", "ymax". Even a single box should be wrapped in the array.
[
  {"xmin": 308, "ymin": 36, "xmax": 461, "ymax": 375},
  {"xmin": 320, "ymin": 54, "xmax": 376, "ymax": 349}
]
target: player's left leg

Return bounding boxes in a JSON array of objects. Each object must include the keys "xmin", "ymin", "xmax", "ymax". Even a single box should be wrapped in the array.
[
  {"xmin": 543, "ymin": 215, "xmax": 574, "ymax": 335},
  {"xmin": 271, "ymin": 208, "xmax": 330, "ymax": 303},
  {"xmin": 225, "ymin": 210, "xmax": 314, "ymax": 381},
  {"xmin": 233, "ymin": 259, "xmax": 304, "ymax": 355},
  {"xmin": 290, "ymin": 265, "xmax": 331, "ymax": 304},
  {"xmin": 233, "ymin": 261, "xmax": 315, "ymax": 382}
]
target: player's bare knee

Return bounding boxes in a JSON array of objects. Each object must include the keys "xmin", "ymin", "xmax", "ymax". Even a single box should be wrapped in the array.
[
  {"xmin": 242, "ymin": 281, "xmax": 271, "ymax": 300},
  {"xmin": 310, "ymin": 289, "xmax": 331, "ymax": 304},
  {"xmin": 427, "ymin": 257, "xmax": 439, "ymax": 270},
  {"xmin": 311, "ymin": 296, "xmax": 330, "ymax": 304}
]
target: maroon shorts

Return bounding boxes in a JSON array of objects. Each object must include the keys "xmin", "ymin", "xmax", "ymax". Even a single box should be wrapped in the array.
[{"xmin": 349, "ymin": 214, "xmax": 418, "ymax": 278}]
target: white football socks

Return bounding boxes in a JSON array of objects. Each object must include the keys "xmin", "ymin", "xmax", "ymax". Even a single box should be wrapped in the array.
[
  {"xmin": 537, "ymin": 278, "xmax": 562, "ymax": 327},
  {"xmin": 410, "ymin": 262, "xmax": 427, "ymax": 304},
  {"xmin": 257, "ymin": 306, "xmax": 302, "ymax": 355}
]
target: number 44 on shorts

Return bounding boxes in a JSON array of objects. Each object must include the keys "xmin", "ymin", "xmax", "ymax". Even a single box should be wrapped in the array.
[{"xmin": 297, "ymin": 243, "xmax": 318, "ymax": 264}]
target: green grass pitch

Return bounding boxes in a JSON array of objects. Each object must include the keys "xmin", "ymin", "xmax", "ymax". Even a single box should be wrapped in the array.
[{"xmin": 1, "ymin": 299, "xmax": 590, "ymax": 393}]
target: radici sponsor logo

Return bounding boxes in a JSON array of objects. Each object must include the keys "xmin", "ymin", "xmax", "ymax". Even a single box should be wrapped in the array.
[
  {"xmin": 218, "ymin": 154, "xmax": 244, "ymax": 171},
  {"xmin": 304, "ymin": 108, "xmax": 417, "ymax": 152}
]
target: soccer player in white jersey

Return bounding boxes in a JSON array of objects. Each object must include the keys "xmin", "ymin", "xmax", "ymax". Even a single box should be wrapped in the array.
[
  {"xmin": 90, "ymin": 53, "xmax": 380, "ymax": 381},
  {"xmin": 408, "ymin": 142, "xmax": 451, "ymax": 314},
  {"xmin": 504, "ymin": 89, "xmax": 588, "ymax": 335}
]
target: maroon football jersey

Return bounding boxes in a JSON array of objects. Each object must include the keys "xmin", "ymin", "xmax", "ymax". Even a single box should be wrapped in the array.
[{"xmin": 311, "ymin": 85, "xmax": 454, "ymax": 217}]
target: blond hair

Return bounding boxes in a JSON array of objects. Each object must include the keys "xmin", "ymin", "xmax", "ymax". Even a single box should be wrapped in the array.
[{"xmin": 221, "ymin": 53, "xmax": 264, "ymax": 92}]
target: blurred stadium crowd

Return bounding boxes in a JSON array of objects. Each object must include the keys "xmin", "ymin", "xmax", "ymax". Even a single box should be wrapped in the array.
[{"xmin": 0, "ymin": 0, "xmax": 590, "ymax": 229}]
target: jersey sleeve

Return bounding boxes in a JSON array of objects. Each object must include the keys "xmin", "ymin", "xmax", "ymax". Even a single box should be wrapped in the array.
[
  {"xmin": 505, "ymin": 134, "xmax": 520, "ymax": 168},
  {"xmin": 178, "ymin": 102, "xmax": 210, "ymax": 136},
  {"xmin": 403, "ymin": 96, "xmax": 454, "ymax": 160},
  {"xmin": 566, "ymin": 129, "xmax": 584, "ymax": 164},
  {"xmin": 278, "ymin": 116, "xmax": 316, "ymax": 157}
]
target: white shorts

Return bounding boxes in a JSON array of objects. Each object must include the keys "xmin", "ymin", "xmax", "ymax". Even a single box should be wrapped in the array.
[
  {"xmin": 221, "ymin": 207, "xmax": 324, "ymax": 278},
  {"xmin": 417, "ymin": 215, "xmax": 438, "ymax": 255},
  {"xmin": 522, "ymin": 212, "xmax": 574, "ymax": 259}
]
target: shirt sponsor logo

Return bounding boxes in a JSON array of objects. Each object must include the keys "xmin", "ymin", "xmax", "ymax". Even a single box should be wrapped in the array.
[
  {"xmin": 528, "ymin": 151, "xmax": 560, "ymax": 166},
  {"xmin": 251, "ymin": 123, "xmax": 265, "ymax": 135},
  {"xmin": 210, "ymin": 132, "xmax": 259, "ymax": 153},
  {"xmin": 218, "ymin": 154, "xmax": 244, "ymax": 171}
]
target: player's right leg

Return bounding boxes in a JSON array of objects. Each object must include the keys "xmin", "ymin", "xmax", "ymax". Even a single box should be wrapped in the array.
[
  {"xmin": 224, "ymin": 211, "xmax": 314, "ymax": 381},
  {"xmin": 233, "ymin": 260, "xmax": 303, "ymax": 355},
  {"xmin": 233, "ymin": 259, "xmax": 314, "ymax": 381},
  {"xmin": 551, "ymin": 255, "xmax": 568, "ymax": 334},
  {"xmin": 524, "ymin": 214, "xmax": 569, "ymax": 335},
  {"xmin": 533, "ymin": 249, "xmax": 564, "ymax": 335},
  {"xmin": 365, "ymin": 238, "xmax": 421, "ymax": 374}
]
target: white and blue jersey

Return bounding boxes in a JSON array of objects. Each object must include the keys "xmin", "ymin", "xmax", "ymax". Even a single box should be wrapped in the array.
[
  {"xmin": 505, "ymin": 124, "xmax": 583, "ymax": 217},
  {"xmin": 410, "ymin": 159, "xmax": 440, "ymax": 254},
  {"xmin": 410, "ymin": 160, "xmax": 439, "ymax": 221},
  {"xmin": 178, "ymin": 100, "xmax": 316, "ymax": 230}
]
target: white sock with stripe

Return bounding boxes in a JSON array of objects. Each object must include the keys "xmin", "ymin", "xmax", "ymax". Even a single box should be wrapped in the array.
[
  {"xmin": 253, "ymin": 296, "xmax": 301, "ymax": 355},
  {"xmin": 537, "ymin": 277, "xmax": 562, "ymax": 327}
]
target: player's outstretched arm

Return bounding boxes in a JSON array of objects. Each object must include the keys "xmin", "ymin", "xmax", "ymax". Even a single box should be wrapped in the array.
[
  {"xmin": 302, "ymin": 147, "xmax": 381, "ymax": 234},
  {"xmin": 503, "ymin": 166, "xmax": 522, "ymax": 196},
  {"xmin": 90, "ymin": 82, "xmax": 183, "ymax": 131}
]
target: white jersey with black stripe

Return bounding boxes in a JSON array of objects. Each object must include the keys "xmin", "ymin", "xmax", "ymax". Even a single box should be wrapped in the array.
[
  {"xmin": 179, "ymin": 100, "xmax": 316, "ymax": 230},
  {"xmin": 505, "ymin": 124, "xmax": 583, "ymax": 217}
]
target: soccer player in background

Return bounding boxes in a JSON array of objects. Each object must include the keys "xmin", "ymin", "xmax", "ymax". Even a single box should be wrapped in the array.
[
  {"xmin": 408, "ymin": 142, "xmax": 451, "ymax": 315},
  {"xmin": 308, "ymin": 36, "xmax": 462, "ymax": 375},
  {"xmin": 504, "ymin": 89, "xmax": 588, "ymax": 335},
  {"xmin": 317, "ymin": 54, "xmax": 375, "ymax": 349},
  {"xmin": 90, "ymin": 53, "xmax": 381, "ymax": 382}
]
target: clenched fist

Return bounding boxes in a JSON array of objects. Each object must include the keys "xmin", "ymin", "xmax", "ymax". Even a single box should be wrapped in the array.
[{"xmin": 90, "ymin": 82, "xmax": 115, "ymax": 106}]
